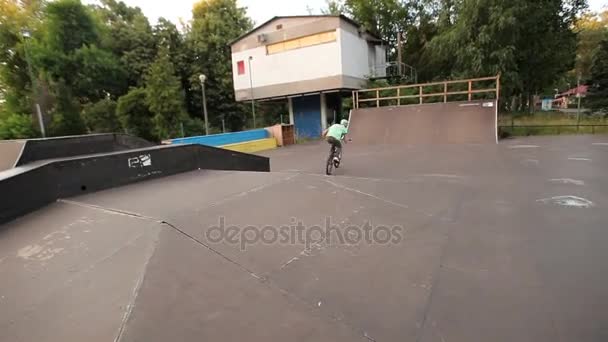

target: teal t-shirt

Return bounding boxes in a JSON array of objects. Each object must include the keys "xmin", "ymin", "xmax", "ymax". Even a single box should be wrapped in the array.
[{"xmin": 326, "ymin": 124, "xmax": 348, "ymax": 140}]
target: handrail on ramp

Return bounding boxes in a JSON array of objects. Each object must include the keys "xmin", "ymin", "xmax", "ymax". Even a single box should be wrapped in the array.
[{"xmin": 352, "ymin": 75, "xmax": 500, "ymax": 109}]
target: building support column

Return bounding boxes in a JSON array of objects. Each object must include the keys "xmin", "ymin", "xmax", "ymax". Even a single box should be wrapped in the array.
[
  {"xmin": 288, "ymin": 97, "xmax": 295, "ymax": 125},
  {"xmin": 320, "ymin": 92, "xmax": 328, "ymax": 130}
]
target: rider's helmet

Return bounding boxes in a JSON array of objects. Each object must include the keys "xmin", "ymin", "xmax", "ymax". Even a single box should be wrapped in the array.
[{"xmin": 340, "ymin": 119, "xmax": 349, "ymax": 127}]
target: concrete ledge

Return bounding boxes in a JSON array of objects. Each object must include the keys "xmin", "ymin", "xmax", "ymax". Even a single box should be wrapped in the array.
[{"xmin": 221, "ymin": 138, "xmax": 278, "ymax": 153}]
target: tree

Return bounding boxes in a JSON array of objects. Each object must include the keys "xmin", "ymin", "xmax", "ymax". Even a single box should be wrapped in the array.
[
  {"xmin": 116, "ymin": 87, "xmax": 155, "ymax": 141},
  {"xmin": 48, "ymin": 81, "xmax": 87, "ymax": 135},
  {"xmin": 153, "ymin": 18, "xmax": 190, "ymax": 111},
  {"xmin": 0, "ymin": 0, "xmax": 45, "ymax": 116},
  {"xmin": 587, "ymin": 38, "xmax": 608, "ymax": 113},
  {"xmin": 72, "ymin": 44, "xmax": 127, "ymax": 101},
  {"xmin": 426, "ymin": 0, "xmax": 586, "ymax": 112},
  {"xmin": 82, "ymin": 98, "xmax": 121, "ymax": 133},
  {"xmin": 186, "ymin": 0, "xmax": 253, "ymax": 131},
  {"xmin": 0, "ymin": 113, "xmax": 37, "ymax": 139},
  {"xmin": 343, "ymin": 0, "xmax": 411, "ymax": 55},
  {"xmin": 321, "ymin": 0, "xmax": 345, "ymax": 15},
  {"xmin": 145, "ymin": 49, "xmax": 187, "ymax": 139},
  {"xmin": 575, "ymin": 10, "xmax": 608, "ymax": 80},
  {"xmin": 91, "ymin": 0, "xmax": 157, "ymax": 88}
]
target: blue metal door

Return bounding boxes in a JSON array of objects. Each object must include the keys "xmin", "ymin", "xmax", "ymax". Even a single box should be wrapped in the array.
[{"xmin": 293, "ymin": 95, "xmax": 321, "ymax": 138}]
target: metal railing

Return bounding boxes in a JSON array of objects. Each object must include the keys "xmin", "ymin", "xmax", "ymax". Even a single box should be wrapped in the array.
[
  {"xmin": 499, "ymin": 124, "xmax": 608, "ymax": 135},
  {"xmin": 352, "ymin": 75, "xmax": 500, "ymax": 109}
]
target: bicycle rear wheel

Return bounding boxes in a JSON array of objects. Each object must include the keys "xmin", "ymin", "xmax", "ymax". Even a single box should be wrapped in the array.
[{"xmin": 326, "ymin": 148, "xmax": 335, "ymax": 175}]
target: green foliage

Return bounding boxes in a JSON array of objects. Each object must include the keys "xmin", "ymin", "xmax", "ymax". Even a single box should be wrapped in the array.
[
  {"xmin": 587, "ymin": 38, "xmax": 608, "ymax": 113},
  {"xmin": 575, "ymin": 11, "xmax": 608, "ymax": 80},
  {"xmin": 186, "ymin": 0, "xmax": 253, "ymax": 132},
  {"xmin": 145, "ymin": 49, "xmax": 187, "ymax": 139},
  {"xmin": 72, "ymin": 45, "xmax": 127, "ymax": 101},
  {"xmin": 93, "ymin": 0, "xmax": 157, "ymax": 88},
  {"xmin": 82, "ymin": 98, "xmax": 121, "ymax": 133},
  {"xmin": 321, "ymin": 0, "xmax": 345, "ymax": 15},
  {"xmin": 0, "ymin": 113, "xmax": 37, "ymax": 139},
  {"xmin": 116, "ymin": 87, "xmax": 156, "ymax": 141},
  {"xmin": 48, "ymin": 82, "xmax": 87, "ymax": 136},
  {"xmin": 0, "ymin": 0, "xmax": 44, "ymax": 115},
  {"xmin": 343, "ymin": 0, "xmax": 410, "ymax": 54},
  {"xmin": 182, "ymin": 117, "xmax": 206, "ymax": 136},
  {"xmin": 43, "ymin": 0, "xmax": 98, "ymax": 52}
]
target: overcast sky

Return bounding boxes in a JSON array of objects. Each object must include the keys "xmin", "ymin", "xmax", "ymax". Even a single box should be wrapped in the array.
[{"xmin": 83, "ymin": 0, "xmax": 607, "ymax": 26}]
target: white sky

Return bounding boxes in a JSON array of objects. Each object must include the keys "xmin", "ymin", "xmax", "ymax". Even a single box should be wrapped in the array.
[{"xmin": 83, "ymin": 0, "xmax": 607, "ymax": 26}]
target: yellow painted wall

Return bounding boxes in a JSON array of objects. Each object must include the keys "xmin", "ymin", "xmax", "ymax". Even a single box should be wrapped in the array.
[
  {"xmin": 266, "ymin": 30, "xmax": 337, "ymax": 55},
  {"xmin": 220, "ymin": 138, "xmax": 277, "ymax": 153}
]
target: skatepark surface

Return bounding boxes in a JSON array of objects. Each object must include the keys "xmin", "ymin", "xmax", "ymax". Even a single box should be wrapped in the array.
[{"xmin": 1, "ymin": 135, "xmax": 608, "ymax": 341}]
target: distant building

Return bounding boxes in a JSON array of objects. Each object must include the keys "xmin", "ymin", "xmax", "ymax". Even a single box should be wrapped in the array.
[
  {"xmin": 230, "ymin": 15, "xmax": 387, "ymax": 137},
  {"xmin": 554, "ymin": 85, "xmax": 588, "ymax": 108}
]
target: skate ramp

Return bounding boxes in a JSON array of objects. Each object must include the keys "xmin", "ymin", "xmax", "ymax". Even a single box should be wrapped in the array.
[
  {"xmin": 15, "ymin": 133, "xmax": 155, "ymax": 166},
  {"xmin": 0, "ymin": 140, "xmax": 25, "ymax": 171},
  {"xmin": 348, "ymin": 100, "xmax": 497, "ymax": 145}
]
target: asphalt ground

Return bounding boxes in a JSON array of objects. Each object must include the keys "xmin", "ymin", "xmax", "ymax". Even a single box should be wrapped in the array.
[{"xmin": 1, "ymin": 134, "xmax": 607, "ymax": 342}]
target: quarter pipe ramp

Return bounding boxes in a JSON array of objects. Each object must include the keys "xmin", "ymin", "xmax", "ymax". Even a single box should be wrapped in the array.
[{"xmin": 348, "ymin": 100, "xmax": 498, "ymax": 145}]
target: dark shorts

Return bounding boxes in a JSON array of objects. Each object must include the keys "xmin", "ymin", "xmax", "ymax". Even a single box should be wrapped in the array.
[{"xmin": 326, "ymin": 136, "xmax": 342, "ymax": 148}]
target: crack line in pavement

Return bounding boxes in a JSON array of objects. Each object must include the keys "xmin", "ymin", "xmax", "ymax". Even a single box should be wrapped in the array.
[
  {"xmin": 59, "ymin": 199, "xmax": 265, "ymax": 281},
  {"xmin": 414, "ymin": 185, "xmax": 475, "ymax": 342},
  {"xmin": 114, "ymin": 231, "xmax": 159, "ymax": 342},
  {"xmin": 59, "ymin": 174, "xmax": 377, "ymax": 342}
]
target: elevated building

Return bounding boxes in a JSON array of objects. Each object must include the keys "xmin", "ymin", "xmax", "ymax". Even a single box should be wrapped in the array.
[{"xmin": 230, "ymin": 15, "xmax": 387, "ymax": 137}]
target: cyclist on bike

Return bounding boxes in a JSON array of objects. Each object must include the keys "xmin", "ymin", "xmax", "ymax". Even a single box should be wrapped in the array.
[{"xmin": 322, "ymin": 119, "xmax": 349, "ymax": 163}]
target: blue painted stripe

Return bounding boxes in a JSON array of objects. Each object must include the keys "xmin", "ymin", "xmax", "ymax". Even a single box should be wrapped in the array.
[{"xmin": 170, "ymin": 129, "xmax": 269, "ymax": 147}]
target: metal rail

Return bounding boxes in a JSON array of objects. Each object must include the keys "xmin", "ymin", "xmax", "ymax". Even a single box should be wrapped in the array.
[{"xmin": 499, "ymin": 124, "xmax": 608, "ymax": 134}]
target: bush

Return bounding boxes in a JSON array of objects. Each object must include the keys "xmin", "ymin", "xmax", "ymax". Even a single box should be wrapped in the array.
[
  {"xmin": 182, "ymin": 117, "xmax": 206, "ymax": 137},
  {"xmin": 0, "ymin": 113, "xmax": 38, "ymax": 139},
  {"xmin": 82, "ymin": 99, "xmax": 121, "ymax": 133},
  {"xmin": 117, "ymin": 88, "xmax": 156, "ymax": 141}
]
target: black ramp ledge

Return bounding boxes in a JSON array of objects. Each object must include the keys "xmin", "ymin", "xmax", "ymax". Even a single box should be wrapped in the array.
[{"xmin": 0, "ymin": 144, "xmax": 269, "ymax": 225}]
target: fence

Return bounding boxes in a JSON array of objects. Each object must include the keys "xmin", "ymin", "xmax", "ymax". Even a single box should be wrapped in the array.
[
  {"xmin": 352, "ymin": 75, "xmax": 500, "ymax": 109},
  {"xmin": 499, "ymin": 124, "xmax": 608, "ymax": 136}
]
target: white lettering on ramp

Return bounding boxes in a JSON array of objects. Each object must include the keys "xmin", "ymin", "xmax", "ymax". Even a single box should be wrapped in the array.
[{"xmin": 128, "ymin": 154, "xmax": 152, "ymax": 168}]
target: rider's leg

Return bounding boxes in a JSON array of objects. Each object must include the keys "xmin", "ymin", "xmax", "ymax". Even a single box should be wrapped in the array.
[{"xmin": 334, "ymin": 140, "xmax": 343, "ymax": 161}]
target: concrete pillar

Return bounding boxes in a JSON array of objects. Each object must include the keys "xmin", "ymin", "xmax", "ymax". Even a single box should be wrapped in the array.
[
  {"xmin": 320, "ymin": 92, "xmax": 328, "ymax": 130},
  {"xmin": 288, "ymin": 97, "xmax": 294, "ymax": 124}
]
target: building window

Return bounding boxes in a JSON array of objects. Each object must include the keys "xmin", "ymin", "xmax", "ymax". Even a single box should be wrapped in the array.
[
  {"xmin": 266, "ymin": 30, "xmax": 337, "ymax": 55},
  {"xmin": 276, "ymin": 24, "xmax": 283, "ymax": 30},
  {"xmin": 237, "ymin": 60, "xmax": 245, "ymax": 75}
]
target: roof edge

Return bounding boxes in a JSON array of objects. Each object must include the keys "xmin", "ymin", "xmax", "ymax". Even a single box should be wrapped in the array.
[{"xmin": 228, "ymin": 14, "xmax": 382, "ymax": 47}]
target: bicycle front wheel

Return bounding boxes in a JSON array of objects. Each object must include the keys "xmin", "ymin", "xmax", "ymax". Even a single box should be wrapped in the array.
[{"xmin": 326, "ymin": 153, "xmax": 334, "ymax": 175}]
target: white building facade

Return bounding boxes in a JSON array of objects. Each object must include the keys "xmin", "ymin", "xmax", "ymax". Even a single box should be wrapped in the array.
[{"xmin": 230, "ymin": 15, "xmax": 387, "ymax": 137}]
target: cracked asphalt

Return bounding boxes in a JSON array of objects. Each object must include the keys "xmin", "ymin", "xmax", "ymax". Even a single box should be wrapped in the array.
[{"xmin": 1, "ymin": 135, "xmax": 608, "ymax": 342}]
